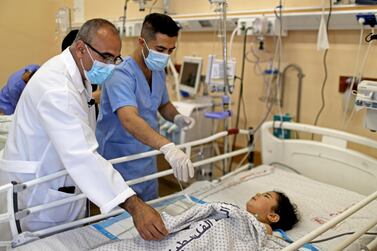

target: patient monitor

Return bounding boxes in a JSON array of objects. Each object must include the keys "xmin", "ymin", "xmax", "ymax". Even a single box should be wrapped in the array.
[
  {"xmin": 179, "ymin": 56, "xmax": 203, "ymax": 97},
  {"xmin": 355, "ymin": 80, "xmax": 377, "ymax": 131},
  {"xmin": 205, "ymin": 55, "xmax": 236, "ymax": 93}
]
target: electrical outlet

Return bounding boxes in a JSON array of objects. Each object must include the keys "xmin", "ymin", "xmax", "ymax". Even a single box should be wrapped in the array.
[
  {"xmin": 114, "ymin": 21, "xmax": 142, "ymax": 37},
  {"xmin": 237, "ymin": 18, "xmax": 254, "ymax": 35},
  {"xmin": 115, "ymin": 22, "xmax": 126, "ymax": 37},
  {"xmin": 126, "ymin": 23, "xmax": 135, "ymax": 37},
  {"xmin": 236, "ymin": 16, "xmax": 286, "ymax": 36}
]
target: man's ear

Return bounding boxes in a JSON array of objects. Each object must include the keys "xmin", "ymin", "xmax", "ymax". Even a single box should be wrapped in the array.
[
  {"xmin": 74, "ymin": 40, "xmax": 86, "ymax": 57},
  {"xmin": 138, "ymin": 37, "xmax": 144, "ymax": 46},
  {"xmin": 267, "ymin": 213, "xmax": 280, "ymax": 224}
]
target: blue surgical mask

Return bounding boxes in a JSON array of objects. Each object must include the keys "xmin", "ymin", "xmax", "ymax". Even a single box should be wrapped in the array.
[
  {"xmin": 81, "ymin": 45, "xmax": 115, "ymax": 85},
  {"xmin": 142, "ymin": 39, "xmax": 170, "ymax": 71}
]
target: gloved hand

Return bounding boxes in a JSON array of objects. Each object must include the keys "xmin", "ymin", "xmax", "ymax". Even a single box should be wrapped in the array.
[
  {"xmin": 160, "ymin": 143, "xmax": 194, "ymax": 182},
  {"xmin": 173, "ymin": 114, "xmax": 195, "ymax": 130}
]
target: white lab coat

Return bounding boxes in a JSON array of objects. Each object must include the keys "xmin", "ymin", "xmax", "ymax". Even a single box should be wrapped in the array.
[{"xmin": 0, "ymin": 48, "xmax": 135, "ymax": 232}]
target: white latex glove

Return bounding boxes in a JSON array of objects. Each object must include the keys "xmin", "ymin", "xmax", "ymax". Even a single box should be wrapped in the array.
[
  {"xmin": 160, "ymin": 143, "xmax": 194, "ymax": 182},
  {"xmin": 173, "ymin": 114, "xmax": 195, "ymax": 130}
]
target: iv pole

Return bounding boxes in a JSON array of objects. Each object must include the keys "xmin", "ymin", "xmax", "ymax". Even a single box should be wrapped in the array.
[{"xmin": 208, "ymin": 0, "xmax": 231, "ymax": 174}]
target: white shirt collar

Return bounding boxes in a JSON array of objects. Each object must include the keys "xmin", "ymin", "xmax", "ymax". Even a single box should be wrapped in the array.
[{"xmin": 61, "ymin": 48, "xmax": 86, "ymax": 94}]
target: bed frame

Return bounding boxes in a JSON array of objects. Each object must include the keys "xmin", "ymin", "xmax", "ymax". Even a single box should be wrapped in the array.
[
  {"xmin": 261, "ymin": 121, "xmax": 377, "ymax": 251},
  {"xmin": 261, "ymin": 121, "xmax": 377, "ymax": 196},
  {"xmin": 0, "ymin": 128, "xmax": 253, "ymax": 249},
  {"xmin": 1, "ymin": 121, "xmax": 377, "ymax": 250}
]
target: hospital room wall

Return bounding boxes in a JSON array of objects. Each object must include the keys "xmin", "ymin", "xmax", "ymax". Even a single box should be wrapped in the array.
[
  {"xmin": 1, "ymin": 0, "xmax": 376, "ymax": 158},
  {"xmin": 85, "ymin": 0, "xmax": 377, "ymax": 157},
  {"xmin": 0, "ymin": 0, "xmax": 310, "ymax": 86},
  {"xmin": 170, "ymin": 30, "xmax": 377, "ymax": 158},
  {"xmin": 0, "ymin": 0, "xmax": 73, "ymax": 86}
]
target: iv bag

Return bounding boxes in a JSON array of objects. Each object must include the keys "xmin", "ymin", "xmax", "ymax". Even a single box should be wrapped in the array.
[
  {"xmin": 317, "ymin": 14, "xmax": 329, "ymax": 51},
  {"xmin": 56, "ymin": 7, "xmax": 71, "ymax": 37}
]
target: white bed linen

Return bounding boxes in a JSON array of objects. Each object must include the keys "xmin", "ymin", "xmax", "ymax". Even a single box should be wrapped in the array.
[
  {"xmin": 11, "ymin": 227, "xmax": 108, "ymax": 251},
  {"xmin": 186, "ymin": 165, "xmax": 377, "ymax": 250},
  {"xmin": 10, "ymin": 165, "xmax": 377, "ymax": 251},
  {"xmin": 91, "ymin": 202, "xmax": 289, "ymax": 251}
]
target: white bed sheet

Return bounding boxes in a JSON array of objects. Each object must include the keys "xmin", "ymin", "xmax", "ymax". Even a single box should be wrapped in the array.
[
  {"xmin": 10, "ymin": 196, "xmax": 204, "ymax": 251},
  {"xmin": 11, "ymin": 165, "xmax": 377, "ymax": 251},
  {"xmin": 186, "ymin": 165, "xmax": 377, "ymax": 250}
]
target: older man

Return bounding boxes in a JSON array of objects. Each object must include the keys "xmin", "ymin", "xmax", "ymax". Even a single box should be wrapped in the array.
[{"xmin": 0, "ymin": 18, "xmax": 167, "ymax": 241}]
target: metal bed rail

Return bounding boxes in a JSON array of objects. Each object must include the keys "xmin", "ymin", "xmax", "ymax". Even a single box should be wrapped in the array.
[
  {"xmin": 4, "ymin": 122, "xmax": 376, "ymax": 249},
  {"xmin": 281, "ymin": 178, "xmax": 377, "ymax": 250},
  {"xmin": 264, "ymin": 121, "xmax": 377, "ymax": 250},
  {"xmin": 0, "ymin": 128, "xmax": 252, "ymax": 245}
]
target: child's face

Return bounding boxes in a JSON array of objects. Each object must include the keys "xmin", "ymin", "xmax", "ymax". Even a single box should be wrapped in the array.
[{"xmin": 246, "ymin": 191, "xmax": 279, "ymax": 223}]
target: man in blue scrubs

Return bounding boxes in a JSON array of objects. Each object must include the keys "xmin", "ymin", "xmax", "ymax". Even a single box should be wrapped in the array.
[
  {"xmin": 0, "ymin": 30, "xmax": 81, "ymax": 116},
  {"xmin": 0, "ymin": 65, "xmax": 40, "ymax": 115},
  {"xmin": 96, "ymin": 13, "xmax": 195, "ymax": 201}
]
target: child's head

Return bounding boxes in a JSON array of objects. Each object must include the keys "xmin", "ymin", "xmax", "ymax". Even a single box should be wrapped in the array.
[{"xmin": 246, "ymin": 191, "xmax": 299, "ymax": 231}]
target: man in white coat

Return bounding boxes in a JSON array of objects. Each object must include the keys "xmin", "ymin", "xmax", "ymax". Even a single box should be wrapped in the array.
[{"xmin": 0, "ymin": 18, "xmax": 168, "ymax": 241}]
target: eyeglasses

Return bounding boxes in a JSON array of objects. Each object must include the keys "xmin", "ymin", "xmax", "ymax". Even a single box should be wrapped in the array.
[{"xmin": 83, "ymin": 41, "xmax": 123, "ymax": 65}]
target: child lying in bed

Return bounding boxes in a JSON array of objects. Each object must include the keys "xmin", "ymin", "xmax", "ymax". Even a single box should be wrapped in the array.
[
  {"xmin": 90, "ymin": 191, "xmax": 300, "ymax": 251},
  {"xmin": 246, "ymin": 191, "xmax": 299, "ymax": 234}
]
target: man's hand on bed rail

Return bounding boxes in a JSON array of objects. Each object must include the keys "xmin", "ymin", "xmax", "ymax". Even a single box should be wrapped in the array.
[{"xmin": 123, "ymin": 195, "xmax": 168, "ymax": 241}]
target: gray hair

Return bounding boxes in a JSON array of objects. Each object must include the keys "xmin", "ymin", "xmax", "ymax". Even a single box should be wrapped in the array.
[{"xmin": 74, "ymin": 18, "xmax": 119, "ymax": 44}]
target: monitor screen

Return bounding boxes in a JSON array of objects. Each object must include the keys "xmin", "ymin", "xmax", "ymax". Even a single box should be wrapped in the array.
[
  {"xmin": 180, "ymin": 62, "xmax": 199, "ymax": 87},
  {"xmin": 179, "ymin": 57, "xmax": 202, "ymax": 96}
]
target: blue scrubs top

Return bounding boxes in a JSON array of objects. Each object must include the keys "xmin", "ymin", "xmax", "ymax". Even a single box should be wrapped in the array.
[
  {"xmin": 96, "ymin": 56, "xmax": 169, "ymax": 201},
  {"xmin": 0, "ymin": 64, "xmax": 40, "ymax": 115}
]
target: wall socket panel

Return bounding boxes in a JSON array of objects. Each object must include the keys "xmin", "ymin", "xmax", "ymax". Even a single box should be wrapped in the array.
[
  {"xmin": 116, "ymin": 22, "xmax": 142, "ymax": 37},
  {"xmin": 237, "ymin": 17, "xmax": 287, "ymax": 36}
]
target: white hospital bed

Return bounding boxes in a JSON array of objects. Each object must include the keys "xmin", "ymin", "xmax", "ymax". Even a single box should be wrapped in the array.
[
  {"xmin": 1, "ymin": 121, "xmax": 377, "ymax": 250},
  {"xmin": 0, "ymin": 127, "xmax": 253, "ymax": 250}
]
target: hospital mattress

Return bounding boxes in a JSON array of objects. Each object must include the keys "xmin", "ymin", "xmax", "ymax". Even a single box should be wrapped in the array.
[
  {"xmin": 186, "ymin": 165, "xmax": 377, "ymax": 250},
  {"xmin": 11, "ymin": 165, "xmax": 377, "ymax": 251}
]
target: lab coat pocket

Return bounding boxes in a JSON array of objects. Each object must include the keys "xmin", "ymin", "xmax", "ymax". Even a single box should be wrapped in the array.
[
  {"xmin": 0, "ymin": 153, "xmax": 41, "ymax": 188},
  {"xmin": 39, "ymin": 188, "xmax": 85, "ymax": 223}
]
